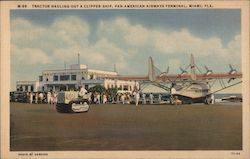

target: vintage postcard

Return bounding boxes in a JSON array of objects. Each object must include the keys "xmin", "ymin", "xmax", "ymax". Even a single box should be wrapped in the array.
[{"xmin": 1, "ymin": 0, "xmax": 249, "ymax": 159}]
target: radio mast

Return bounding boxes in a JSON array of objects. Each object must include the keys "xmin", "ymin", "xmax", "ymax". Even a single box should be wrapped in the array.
[{"xmin": 78, "ymin": 53, "xmax": 80, "ymax": 65}]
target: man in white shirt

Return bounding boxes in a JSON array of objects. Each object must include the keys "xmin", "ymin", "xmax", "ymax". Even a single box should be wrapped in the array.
[
  {"xmin": 149, "ymin": 93, "xmax": 154, "ymax": 104},
  {"xmin": 29, "ymin": 92, "xmax": 33, "ymax": 104},
  {"xmin": 96, "ymin": 93, "xmax": 101, "ymax": 104},
  {"xmin": 47, "ymin": 91, "xmax": 51, "ymax": 104},
  {"xmin": 39, "ymin": 92, "xmax": 44, "ymax": 103},
  {"xmin": 135, "ymin": 91, "xmax": 140, "ymax": 106},
  {"xmin": 158, "ymin": 94, "xmax": 162, "ymax": 104},
  {"xmin": 79, "ymin": 86, "xmax": 87, "ymax": 98}
]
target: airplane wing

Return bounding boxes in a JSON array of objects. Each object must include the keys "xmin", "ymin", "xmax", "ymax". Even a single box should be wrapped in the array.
[
  {"xmin": 159, "ymin": 73, "xmax": 242, "ymax": 80},
  {"xmin": 112, "ymin": 75, "xmax": 149, "ymax": 81},
  {"xmin": 111, "ymin": 72, "xmax": 242, "ymax": 82},
  {"xmin": 110, "ymin": 55, "xmax": 242, "ymax": 96}
]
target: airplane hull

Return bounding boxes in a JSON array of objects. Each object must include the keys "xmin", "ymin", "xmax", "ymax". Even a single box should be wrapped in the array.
[
  {"xmin": 171, "ymin": 82, "xmax": 211, "ymax": 104},
  {"xmin": 171, "ymin": 94, "xmax": 211, "ymax": 104}
]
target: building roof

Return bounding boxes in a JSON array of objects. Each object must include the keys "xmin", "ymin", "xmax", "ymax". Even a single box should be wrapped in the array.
[{"xmin": 42, "ymin": 64, "xmax": 117, "ymax": 76}]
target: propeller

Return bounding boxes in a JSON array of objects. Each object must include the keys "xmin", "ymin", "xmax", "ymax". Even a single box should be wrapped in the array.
[
  {"xmin": 204, "ymin": 65, "xmax": 213, "ymax": 75},
  {"xmin": 228, "ymin": 64, "xmax": 237, "ymax": 83},
  {"xmin": 159, "ymin": 66, "xmax": 170, "ymax": 76},
  {"xmin": 228, "ymin": 64, "xmax": 237, "ymax": 74},
  {"xmin": 179, "ymin": 67, "xmax": 188, "ymax": 76}
]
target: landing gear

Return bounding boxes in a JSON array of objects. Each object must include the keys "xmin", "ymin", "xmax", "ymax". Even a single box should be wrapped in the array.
[
  {"xmin": 171, "ymin": 95, "xmax": 182, "ymax": 105},
  {"xmin": 188, "ymin": 100, "xmax": 193, "ymax": 104},
  {"xmin": 204, "ymin": 97, "xmax": 212, "ymax": 105}
]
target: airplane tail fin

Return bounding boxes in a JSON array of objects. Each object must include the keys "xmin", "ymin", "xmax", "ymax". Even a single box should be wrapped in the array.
[
  {"xmin": 148, "ymin": 56, "xmax": 156, "ymax": 81},
  {"xmin": 190, "ymin": 54, "xmax": 197, "ymax": 80}
]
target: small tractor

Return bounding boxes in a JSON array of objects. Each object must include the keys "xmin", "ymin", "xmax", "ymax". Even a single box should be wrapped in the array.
[{"xmin": 56, "ymin": 90, "xmax": 90, "ymax": 113}]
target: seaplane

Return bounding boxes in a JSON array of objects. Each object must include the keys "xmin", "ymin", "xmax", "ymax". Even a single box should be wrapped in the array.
[{"xmin": 112, "ymin": 54, "xmax": 242, "ymax": 104}]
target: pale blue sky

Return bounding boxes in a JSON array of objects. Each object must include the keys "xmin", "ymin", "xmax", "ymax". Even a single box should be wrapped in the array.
[{"xmin": 10, "ymin": 9, "xmax": 241, "ymax": 92}]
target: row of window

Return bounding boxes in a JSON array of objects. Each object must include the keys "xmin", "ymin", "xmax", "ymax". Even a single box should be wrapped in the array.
[
  {"xmin": 187, "ymin": 89, "xmax": 209, "ymax": 93},
  {"xmin": 39, "ymin": 75, "xmax": 77, "ymax": 82},
  {"xmin": 54, "ymin": 75, "xmax": 76, "ymax": 81},
  {"xmin": 39, "ymin": 74, "xmax": 111, "ymax": 82},
  {"xmin": 17, "ymin": 85, "xmax": 34, "ymax": 92}
]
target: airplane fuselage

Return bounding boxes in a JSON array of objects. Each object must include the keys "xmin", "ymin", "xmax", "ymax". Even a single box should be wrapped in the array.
[{"xmin": 171, "ymin": 82, "xmax": 211, "ymax": 104}]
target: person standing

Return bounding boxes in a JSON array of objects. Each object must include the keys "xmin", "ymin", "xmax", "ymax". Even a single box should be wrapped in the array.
[
  {"xmin": 135, "ymin": 91, "xmax": 140, "ymax": 106},
  {"xmin": 149, "ymin": 93, "xmax": 154, "ymax": 104},
  {"xmin": 88, "ymin": 92, "xmax": 92, "ymax": 104},
  {"xmin": 79, "ymin": 86, "xmax": 87, "ymax": 98},
  {"xmin": 96, "ymin": 93, "xmax": 101, "ymax": 104},
  {"xmin": 93, "ymin": 92, "xmax": 97, "ymax": 104},
  {"xmin": 53, "ymin": 91, "xmax": 58, "ymax": 105},
  {"xmin": 121, "ymin": 93, "xmax": 125, "ymax": 104},
  {"xmin": 211, "ymin": 94, "xmax": 215, "ymax": 104},
  {"xmin": 103, "ymin": 94, "xmax": 107, "ymax": 104},
  {"xmin": 158, "ymin": 94, "xmax": 162, "ymax": 104},
  {"xmin": 35, "ymin": 92, "xmax": 38, "ymax": 104},
  {"xmin": 26, "ymin": 92, "xmax": 30, "ymax": 103},
  {"xmin": 47, "ymin": 91, "xmax": 51, "ymax": 104},
  {"xmin": 126, "ymin": 93, "xmax": 131, "ymax": 104},
  {"xmin": 39, "ymin": 92, "xmax": 44, "ymax": 103},
  {"xmin": 50, "ymin": 92, "xmax": 54, "ymax": 105},
  {"xmin": 29, "ymin": 92, "xmax": 33, "ymax": 104},
  {"xmin": 116, "ymin": 93, "xmax": 120, "ymax": 104}
]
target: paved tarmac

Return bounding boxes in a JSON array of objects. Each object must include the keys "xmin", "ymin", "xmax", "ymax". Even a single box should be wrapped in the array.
[{"xmin": 10, "ymin": 102, "xmax": 242, "ymax": 151}]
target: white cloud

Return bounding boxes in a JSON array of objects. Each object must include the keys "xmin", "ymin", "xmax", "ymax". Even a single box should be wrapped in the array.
[
  {"xmin": 96, "ymin": 17, "xmax": 240, "ymax": 64},
  {"xmin": 225, "ymin": 34, "xmax": 241, "ymax": 60},
  {"xmin": 11, "ymin": 16, "xmax": 241, "ymax": 73},
  {"xmin": 12, "ymin": 46, "xmax": 51, "ymax": 64},
  {"xmin": 124, "ymin": 24, "xmax": 150, "ymax": 46},
  {"xmin": 90, "ymin": 38, "xmax": 129, "ymax": 70},
  {"xmin": 51, "ymin": 16, "xmax": 90, "ymax": 46},
  {"xmin": 11, "ymin": 18, "xmax": 46, "ymax": 45},
  {"xmin": 11, "ymin": 16, "xmax": 91, "ymax": 64},
  {"xmin": 152, "ymin": 29, "xmax": 225, "ymax": 56},
  {"xmin": 168, "ymin": 59, "xmax": 181, "ymax": 73}
]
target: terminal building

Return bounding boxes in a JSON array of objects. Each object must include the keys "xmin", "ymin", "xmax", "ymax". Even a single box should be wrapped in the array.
[{"xmin": 16, "ymin": 64, "xmax": 139, "ymax": 93}]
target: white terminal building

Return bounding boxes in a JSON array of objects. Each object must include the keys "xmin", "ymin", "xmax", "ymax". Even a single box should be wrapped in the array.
[{"xmin": 16, "ymin": 64, "xmax": 139, "ymax": 93}]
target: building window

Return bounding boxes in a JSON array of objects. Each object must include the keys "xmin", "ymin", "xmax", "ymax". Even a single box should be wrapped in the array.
[
  {"xmin": 90, "ymin": 75, "xmax": 94, "ymax": 79},
  {"xmin": 124, "ymin": 85, "xmax": 128, "ymax": 91},
  {"xmin": 71, "ymin": 75, "xmax": 76, "ymax": 81},
  {"xmin": 53, "ymin": 75, "xmax": 58, "ymax": 81},
  {"xmin": 39, "ymin": 76, "xmax": 43, "ymax": 82},
  {"xmin": 60, "ymin": 75, "xmax": 70, "ymax": 81}
]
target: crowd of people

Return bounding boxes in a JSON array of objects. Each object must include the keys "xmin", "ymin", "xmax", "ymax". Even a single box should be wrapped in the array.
[
  {"xmin": 11, "ymin": 90, "xmax": 165, "ymax": 106},
  {"xmin": 87, "ymin": 91, "xmax": 163, "ymax": 106},
  {"xmin": 24, "ymin": 91, "xmax": 58, "ymax": 105}
]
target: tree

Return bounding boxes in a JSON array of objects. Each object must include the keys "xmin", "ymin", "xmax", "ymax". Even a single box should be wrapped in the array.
[
  {"xmin": 88, "ymin": 85, "xmax": 106, "ymax": 93},
  {"xmin": 106, "ymin": 87, "xmax": 118, "ymax": 96}
]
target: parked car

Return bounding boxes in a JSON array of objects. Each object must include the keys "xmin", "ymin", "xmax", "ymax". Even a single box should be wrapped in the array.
[{"xmin": 10, "ymin": 91, "xmax": 27, "ymax": 102}]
